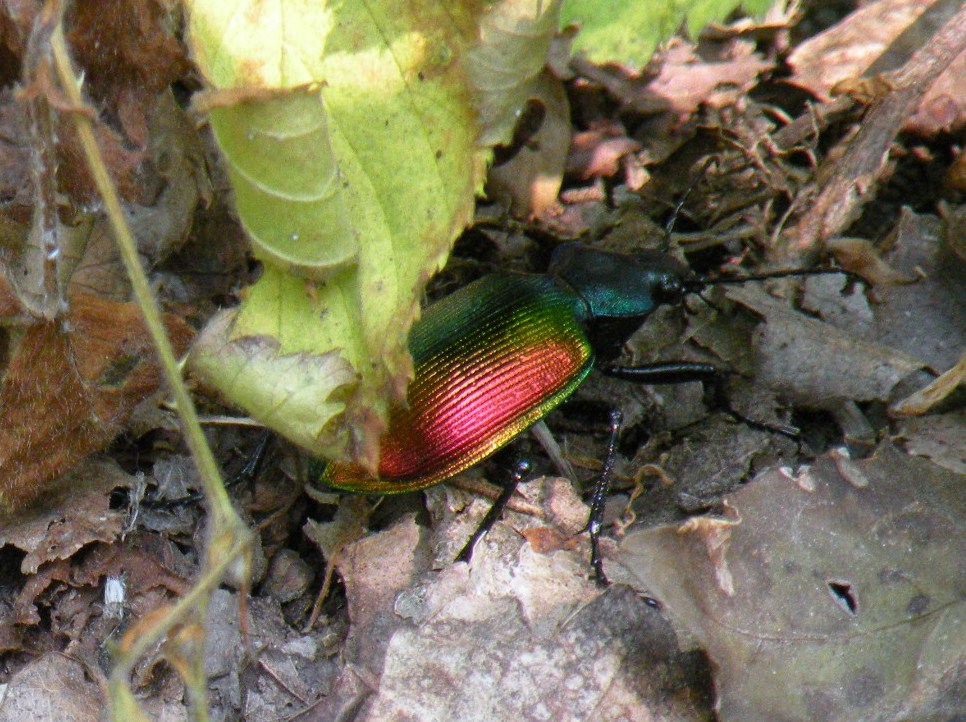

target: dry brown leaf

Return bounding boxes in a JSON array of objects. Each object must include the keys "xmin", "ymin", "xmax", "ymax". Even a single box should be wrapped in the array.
[
  {"xmin": 0, "ymin": 291, "xmax": 193, "ymax": 513},
  {"xmin": 67, "ymin": 0, "xmax": 189, "ymax": 147},
  {"xmin": 727, "ymin": 284, "xmax": 925, "ymax": 408},
  {"xmin": 0, "ymin": 653, "xmax": 102, "ymax": 722},
  {"xmin": 827, "ymin": 236, "xmax": 919, "ymax": 285},
  {"xmin": 676, "ymin": 501, "xmax": 741, "ymax": 597},
  {"xmin": 68, "ymin": 92, "xmax": 211, "ymax": 300},
  {"xmin": 520, "ymin": 525, "xmax": 573, "ymax": 554},
  {"xmin": 895, "ymin": 408, "xmax": 966, "ymax": 475},
  {"xmin": 871, "ymin": 208, "xmax": 966, "ymax": 371},
  {"xmin": 0, "ymin": 457, "xmax": 133, "ymax": 574},
  {"xmin": 614, "ymin": 443, "xmax": 965, "ymax": 722},
  {"xmin": 305, "ymin": 514, "xmax": 432, "ymax": 716},
  {"xmin": 0, "ymin": 90, "xmax": 32, "ymax": 209},
  {"xmin": 1, "ymin": 0, "xmax": 190, "ymax": 204},
  {"xmin": 566, "ymin": 128, "xmax": 640, "ymax": 180},
  {"xmin": 645, "ymin": 39, "xmax": 772, "ymax": 115},
  {"xmin": 788, "ymin": 0, "xmax": 966, "ymax": 135},
  {"xmin": 892, "ymin": 349, "xmax": 966, "ymax": 416}
]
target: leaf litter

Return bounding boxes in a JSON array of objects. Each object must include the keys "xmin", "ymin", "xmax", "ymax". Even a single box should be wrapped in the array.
[
  {"xmin": 610, "ymin": 443, "xmax": 964, "ymax": 722},
  {"xmin": 0, "ymin": 1, "xmax": 964, "ymax": 721}
]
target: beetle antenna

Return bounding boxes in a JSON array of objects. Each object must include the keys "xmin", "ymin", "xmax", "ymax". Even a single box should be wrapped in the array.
[
  {"xmin": 686, "ymin": 267, "xmax": 863, "ymax": 293},
  {"xmin": 659, "ymin": 156, "xmax": 718, "ymax": 254}
]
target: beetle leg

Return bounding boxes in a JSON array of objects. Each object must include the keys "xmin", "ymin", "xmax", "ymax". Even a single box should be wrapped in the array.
[
  {"xmin": 455, "ymin": 459, "xmax": 533, "ymax": 565},
  {"xmin": 530, "ymin": 420, "xmax": 577, "ymax": 483},
  {"xmin": 147, "ymin": 429, "xmax": 274, "ymax": 509},
  {"xmin": 598, "ymin": 362, "xmax": 800, "ymax": 440},
  {"xmin": 589, "ymin": 409, "xmax": 623, "ymax": 586},
  {"xmin": 598, "ymin": 360, "xmax": 719, "ymax": 385},
  {"xmin": 235, "ymin": 429, "xmax": 275, "ymax": 485}
]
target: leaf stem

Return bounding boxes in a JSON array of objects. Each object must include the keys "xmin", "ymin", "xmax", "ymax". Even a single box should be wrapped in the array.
[{"xmin": 47, "ymin": 11, "xmax": 251, "ymax": 719}]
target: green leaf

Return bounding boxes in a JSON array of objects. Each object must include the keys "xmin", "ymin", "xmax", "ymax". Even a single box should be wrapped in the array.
[
  {"xmin": 209, "ymin": 87, "xmax": 355, "ymax": 277},
  {"xmin": 561, "ymin": 0, "xmax": 776, "ymax": 67},
  {"xmin": 185, "ymin": 0, "xmax": 486, "ymax": 463}
]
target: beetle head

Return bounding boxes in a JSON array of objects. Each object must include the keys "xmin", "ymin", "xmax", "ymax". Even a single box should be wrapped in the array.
[
  {"xmin": 650, "ymin": 264, "xmax": 688, "ymax": 306},
  {"xmin": 548, "ymin": 243, "xmax": 692, "ymax": 322}
]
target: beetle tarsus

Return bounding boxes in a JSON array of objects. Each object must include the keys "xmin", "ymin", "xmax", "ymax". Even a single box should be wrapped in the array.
[
  {"xmin": 588, "ymin": 409, "xmax": 623, "ymax": 586},
  {"xmin": 455, "ymin": 459, "xmax": 532, "ymax": 565},
  {"xmin": 703, "ymin": 374, "xmax": 802, "ymax": 442}
]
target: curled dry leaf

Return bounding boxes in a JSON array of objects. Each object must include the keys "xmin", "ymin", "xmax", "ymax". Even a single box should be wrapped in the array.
[
  {"xmin": 645, "ymin": 39, "xmax": 772, "ymax": 116},
  {"xmin": 0, "ymin": 458, "xmax": 187, "ymax": 636},
  {"xmin": 486, "ymin": 71, "xmax": 571, "ymax": 218},
  {"xmin": 676, "ymin": 501, "xmax": 741, "ymax": 597},
  {"xmin": 467, "ymin": 0, "xmax": 563, "ymax": 147},
  {"xmin": 826, "ymin": 236, "xmax": 919, "ymax": 285},
  {"xmin": 891, "ymin": 349, "xmax": 966, "ymax": 416}
]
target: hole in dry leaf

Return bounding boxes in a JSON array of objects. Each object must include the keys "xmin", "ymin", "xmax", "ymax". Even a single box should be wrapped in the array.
[
  {"xmin": 828, "ymin": 580, "xmax": 858, "ymax": 614},
  {"xmin": 0, "ymin": 546, "xmax": 26, "ymax": 588}
]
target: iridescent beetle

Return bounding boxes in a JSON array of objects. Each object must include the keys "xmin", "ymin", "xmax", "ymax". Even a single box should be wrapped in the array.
[
  {"xmin": 320, "ymin": 242, "xmax": 855, "ymax": 581},
  {"xmin": 322, "ymin": 245, "xmax": 691, "ymax": 492}
]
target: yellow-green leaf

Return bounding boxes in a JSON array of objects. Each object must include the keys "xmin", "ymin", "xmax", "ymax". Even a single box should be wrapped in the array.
[
  {"xmin": 188, "ymin": 1, "xmax": 337, "ymax": 88},
  {"xmin": 186, "ymin": 0, "xmax": 486, "ymax": 463},
  {"xmin": 561, "ymin": 0, "xmax": 777, "ymax": 67},
  {"xmin": 190, "ymin": 307, "xmax": 357, "ymax": 454},
  {"xmin": 209, "ymin": 87, "xmax": 356, "ymax": 277}
]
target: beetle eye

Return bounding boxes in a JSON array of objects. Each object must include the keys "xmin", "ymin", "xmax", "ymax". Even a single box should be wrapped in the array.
[{"xmin": 654, "ymin": 275, "xmax": 684, "ymax": 304}]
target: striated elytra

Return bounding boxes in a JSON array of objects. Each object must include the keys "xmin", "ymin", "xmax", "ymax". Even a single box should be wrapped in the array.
[{"xmin": 321, "ymin": 243, "xmax": 693, "ymax": 493}]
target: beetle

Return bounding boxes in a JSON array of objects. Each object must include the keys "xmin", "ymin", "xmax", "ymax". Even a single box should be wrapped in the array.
[
  {"xmin": 321, "ymin": 244, "xmax": 698, "ymax": 492},
  {"xmin": 319, "ymin": 241, "xmax": 855, "ymax": 579}
]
